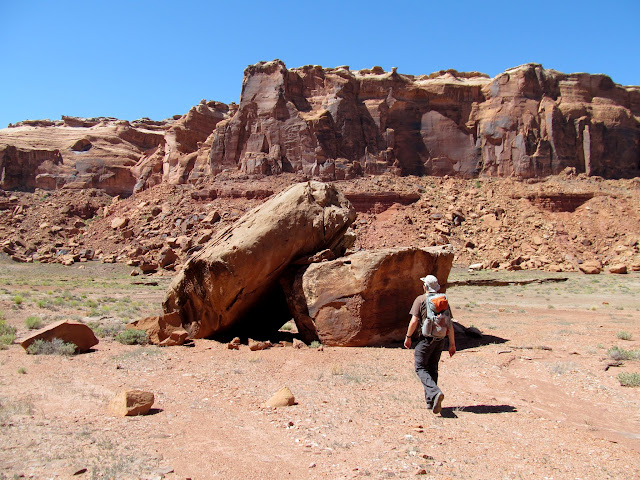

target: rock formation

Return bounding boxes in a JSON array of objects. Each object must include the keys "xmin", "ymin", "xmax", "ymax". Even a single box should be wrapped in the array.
[
  {"xmin": 196, "ymin": 61, "xmax": 640, "ymax": 181},
  {"xmin": 163, "ymin": 181, "xmax": 356, "ymax": 338},
  {"xmin": 283, "ymin": 246, "xmax": 454, "ymax": 346},
  {"xmin": 1, "ymin": 62, "xmax": 638, "ymax": 196}
]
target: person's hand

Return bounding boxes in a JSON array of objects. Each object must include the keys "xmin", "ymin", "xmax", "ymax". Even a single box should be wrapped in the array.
[
  {"xmin": 404, "ymin": 336, "xmax": 411, "ymax": 349},
  {"xmin": 449, "ymin": 344, "xmax": 456, "ymax": 357}
]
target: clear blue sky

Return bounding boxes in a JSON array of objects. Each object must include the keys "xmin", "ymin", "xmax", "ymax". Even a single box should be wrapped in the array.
[{"xmin": 1, "ymin": 0, "xmax": 638, "ymax": 128}]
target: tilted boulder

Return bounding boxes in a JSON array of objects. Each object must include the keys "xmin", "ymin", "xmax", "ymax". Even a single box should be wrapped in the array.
[
  {"xmin": 19, "ymin": 320, "xmax": 99, "ymax": 353},
  {"xmin": 284, "ymin": 246, "xmax": 454, "ymax": 346},
  {"xmin": 163, "ymin": 181, "xmax": 356, "ymax": 338}
]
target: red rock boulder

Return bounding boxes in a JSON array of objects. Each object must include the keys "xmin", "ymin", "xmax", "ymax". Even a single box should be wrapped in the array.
[
  {"xmin": 284, "ymin": 245, "xmax": 454, "ymax": 346},
  {"xmin": 19, "ymin": 320, "xmax": 99, "ymax": 353}
]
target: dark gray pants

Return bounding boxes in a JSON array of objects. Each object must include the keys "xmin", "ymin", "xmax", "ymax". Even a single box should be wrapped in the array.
[{"xmin": 414, "ymin": 336, "xmax": 444, "ymax": 408}]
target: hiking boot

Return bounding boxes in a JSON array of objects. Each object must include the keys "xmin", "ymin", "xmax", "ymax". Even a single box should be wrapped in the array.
[{"xmin": 432, "ymin": 392, "xmax": 444, "ymax": 414}]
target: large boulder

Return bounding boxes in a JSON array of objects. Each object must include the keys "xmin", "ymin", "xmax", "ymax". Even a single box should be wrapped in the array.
[
  {"xmin": 163, "ymin": 181, "xmax": 356, "ymax": 338},
  {"xmin": 19, "ymin": 320, "xmax": 99, "ymax": 353},
  {"xmin": 284, "ymin": 246, "xmax": 454, "ymax": 346}
]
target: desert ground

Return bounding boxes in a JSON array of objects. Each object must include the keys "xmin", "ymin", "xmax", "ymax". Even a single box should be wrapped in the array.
[{"xmin": 0, "ymin": 258, "xmax": 638, "ymax": 480}]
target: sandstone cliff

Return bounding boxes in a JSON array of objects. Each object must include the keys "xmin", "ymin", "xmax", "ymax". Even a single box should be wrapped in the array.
[
  {"xmin": 1, "ymin": 62, "xmax": 638, "ymax": 196},
  {"xmin": 197, "ymin": 60, "xmax": 639, "ymax": 181}
]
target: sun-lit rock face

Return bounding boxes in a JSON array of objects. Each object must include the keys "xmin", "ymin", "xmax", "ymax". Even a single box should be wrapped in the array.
[{"xmin": 1, "ymin": 62, "xmax": 638, "ymax": 196}]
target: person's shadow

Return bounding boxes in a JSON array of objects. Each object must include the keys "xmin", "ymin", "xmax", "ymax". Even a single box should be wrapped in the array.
[{"xmin": 440, "ymin": 404, "xmax": 517, "ymax": 418}]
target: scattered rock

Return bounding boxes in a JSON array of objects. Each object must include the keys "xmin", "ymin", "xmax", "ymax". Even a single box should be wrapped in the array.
[
  {"xmin": 265, "ymin": 386, "xmax": 295, "ymax": 408},
  {"xmin": 248, "ymin": 339, "xmax": 273, "ymax": 351},
  {"xmin": 609, "ymin": 264, "xmax": 627, "ymax": 274},
  {"xmin": 579, "ymin": 261, "xmax": 602, "ymax": 274},
  {"xmin": 108, "ymin": 390, "xmax": 155, "ymax": 416},
  {"xmin": 110, "ymin": 217, "xmax": 129, "ymax": 229},
  {"xmin": 126, "ymin": 312, "xmax": 189, "ymax": 346}
]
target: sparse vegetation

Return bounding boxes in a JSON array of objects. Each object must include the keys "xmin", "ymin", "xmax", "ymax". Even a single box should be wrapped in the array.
[
  {"xmin": 309, "ymin": 340, "xmax": 321, "ymax": 348},
  {"xmin": 114, "ymin": 329, "xmax": 148, "ymax": 345},
  {"xmin": 25, "ymin": 315, "xmax": 43, "ymax": 330},
  {"xmin": 608, "ymin": 346, "xmax": 640, "ymax": 361},
  {"xmin": 617, "ymin": 372, "xmax": 640, "ymax": 387},
  {"xmin": 616, "ymin": 331, "xmax": 633, "ymax": 341},
  {"xmin": 0, "ymin": 318, "xmax": 17, "ymax": 348},
  {"xmin": 26, "ymin": 338, "xmax": 76, "ymax": 356},
  {"xmin": 17, "ymin": 367, "xmax": 26, "ymax": 374}
]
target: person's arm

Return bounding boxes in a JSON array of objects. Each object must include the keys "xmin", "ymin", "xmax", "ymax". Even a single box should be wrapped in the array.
[
  {"xmin": 404, "ymin": 315, "xmax": 419, "ymax": 349},
  {"xmin": 447, "ymin": 320, "xmax": 456, "ymax": 357}
]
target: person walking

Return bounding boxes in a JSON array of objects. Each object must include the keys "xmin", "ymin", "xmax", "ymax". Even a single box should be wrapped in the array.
[{"xmin": 404, "ymin": 274, "xmax": 456, "ymax": 414}]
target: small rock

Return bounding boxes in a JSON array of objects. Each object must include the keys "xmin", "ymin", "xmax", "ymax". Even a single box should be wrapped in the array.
[
  {"xmin": 108, "ymin": 390, "xmax": 154, "ymax": 417},
  {"xmin": 609, "ymin": 264, "xmax": 627, "ymax": 274},
  {"xmin": 266, "ymin": 386, "xmax": 295, "ymax": 408},
  {"xmin": 110, "ymin": 217, "xmax": 129, "ymax": 229},
  {"xmin": 249, "ymin": 339, "xmax": 273, "ymax": 351},
  {"xmin": 292, "ymin": 339, "xmax": 306, "ymax": 349}
]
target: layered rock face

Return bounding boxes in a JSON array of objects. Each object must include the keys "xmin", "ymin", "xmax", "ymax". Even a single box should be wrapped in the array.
[
  {"xmin": 199, "ymin": 61, "xmax": 640, "ymax": 180},
  {"xmin": 163, "ymin": 181, "xmax": 356, "ymax": 338},
  {"xmin": 284, "ymin": 246, "xmax": 454, "ymax": 346},
  {"xmin": 1, "ymin": 62, "xmax": 638, "ymax": 195}
]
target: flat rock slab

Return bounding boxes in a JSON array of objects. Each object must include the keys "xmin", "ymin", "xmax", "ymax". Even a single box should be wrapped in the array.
[
  {"xmin": 19, "ymin": 320, "xmax": 98, "ymax": 353},
  {"xmin": 163, "ymin": 181, "xmax": 355, "ymax": 338},
  {"xmin": 286, "ymin": 246, "xmax": 454, "ymax": 346}
]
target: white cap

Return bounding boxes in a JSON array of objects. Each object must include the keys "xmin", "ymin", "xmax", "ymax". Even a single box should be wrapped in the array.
[{"xmin": 420, "ymin": 275, "xmax": 440, "ymax": 293}]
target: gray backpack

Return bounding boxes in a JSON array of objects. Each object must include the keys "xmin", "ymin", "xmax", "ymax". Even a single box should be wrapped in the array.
[{"xmin": 421, "ymin": 293, "xmax": 451, "ymax": 338}]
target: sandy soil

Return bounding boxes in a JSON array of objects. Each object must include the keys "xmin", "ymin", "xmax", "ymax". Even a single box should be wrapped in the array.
[{"xmin": 0, "ymin": 261, "xmax": 638, "ymax": 480}]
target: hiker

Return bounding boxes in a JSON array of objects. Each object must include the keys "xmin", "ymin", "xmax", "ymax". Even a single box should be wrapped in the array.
[{"xmin": 403, "ymin": 274, "xmax": 456, "ymax": 414}]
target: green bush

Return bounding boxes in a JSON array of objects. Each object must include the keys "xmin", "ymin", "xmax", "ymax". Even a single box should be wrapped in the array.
[
  {"xmin": 25, "ymin": 316, "xmax": 43, "ymax": 330},
  {"xmin": 617, "ymin": 331, "xmax": 633, "ymax": 341},
  {"xmin": 115, "ymin": 329, "xmax": 148, "ymax": 345},
  {"xmin": 0, "ymin": 319, "xmax": 17, "ymax": 347},
  {"xmin": 26, "ymin": 338, "xmax": 76, "ymax": 356},
  {"xmin": 618, "ymin": 372, "xmax": 640, "ymax": 387},
  {"xmin": 608, "ymin": 346, "xmax": 640, "ymax": 361},
  {"xmin": 13, "ymin": 295, "xmax": 23, "ymax": 305}
]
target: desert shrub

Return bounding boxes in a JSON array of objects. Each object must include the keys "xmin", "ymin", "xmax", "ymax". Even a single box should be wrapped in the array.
[
  {"xmin": 608, "ymin": 346, "xmax": 640, "ymax": 361},
  {"xmin": 12, "ymin": 295, "xmax": 23, "ymax": 305},
  {"xmin": 25, "ymin": 316, "xmax": 43, "ymax": 330},
  {"xmin": 617, "ymin": 372, "xmax": 640, "ymax": 387},
  {"xmin": 115, "ymin": 329, "xmax": 148, "ymax": 345},
  {"xmin": 309, "ymin": 340, "xmax": 322, "ymax": 348},
  {"xmin": 17, "ymin": 367, "xmax": 26, "ymax": 374},
  {"xmin": 26, "ymin": 338, "xmax": 76, "ymax": 356},
  {"xmin": 617, "ymin": 331, "xmax": 633, "ymax": 341},
  {"xmin": 91, "ymin": 323, "xmax": 124, "ymax": 339},
  {"xmin": 0, "ymin": 319, "xmax": 17, "ymax": 348}
]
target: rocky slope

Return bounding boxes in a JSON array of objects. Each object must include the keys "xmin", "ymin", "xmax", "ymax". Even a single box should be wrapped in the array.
[{"xmin": 0, "ymin": 172, "xmax": 638, "ymax": 274}]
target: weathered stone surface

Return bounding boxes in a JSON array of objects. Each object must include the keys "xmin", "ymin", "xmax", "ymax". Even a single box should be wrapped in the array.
[
  {"xmin": 198, "ymin": 61, "xmax": 640, "ymax": 181},
  {"xmin": 285, "ymin": 245, "xmax": 454, "ymax": 346},
  {"xmin": 163, "ymin": 181, "xmax": 356, "ymax": 338},
  {"xmin": 608, "ymin": 263, "xmax": 627, "ymax": 274},
  {"xmin": 579, "ymin": 261, "xmax": 602, "ymax": 274},
  {"xmin": 19, "ymin": 320, "xmax": 99, "ymax": 353},
  {"xmin": 265, "ymin": 386, "xmax": 295, "ymax": 408},
  {"xmin": 108, "ymin": 390, "xmax": 154, "ymax": 416},
  {"xmin": 126, "ymin": 312, "xmax": 188, "ymax": 346}
]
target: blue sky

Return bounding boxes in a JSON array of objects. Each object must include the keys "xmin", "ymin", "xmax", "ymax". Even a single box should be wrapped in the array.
[{"xmin": 1, "ymin": 0, "xmax": 638, "ymax": 128}]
